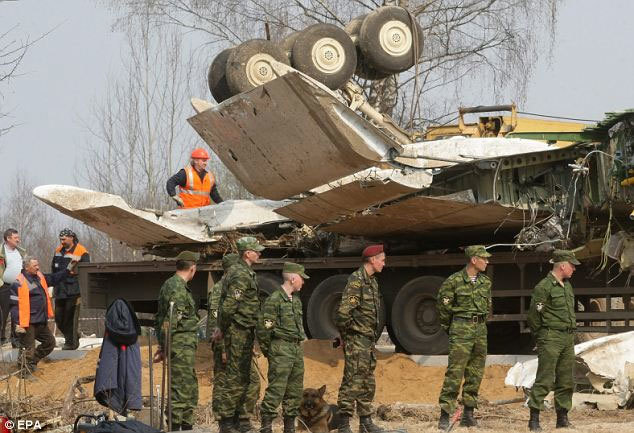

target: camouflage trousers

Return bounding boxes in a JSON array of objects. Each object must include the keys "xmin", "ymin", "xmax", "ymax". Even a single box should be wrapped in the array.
[
  {"xmin": 337, "ymin": 333, "xmax": 376, "ymax": 417},
  {"xmin": 528, "ymin": 329, "xmax": 574, "ymax": 411},
  {"xmin": 261, "ymin": 339, "xmax": 304, "ymax": 417},
  {"xmin": 170, "ymin": 341, "xmax": 199, "ymax": 426},
  {"xmin": 212, "ymin": 342, "xmax": 261, "ymax": 421},
  {"xmin": 216, "ymin": 323, "xmax": 256, "ymax": 419},
  {"xmin": 438, "ymin": 320, "xmax": 487, "ymax": 414}
]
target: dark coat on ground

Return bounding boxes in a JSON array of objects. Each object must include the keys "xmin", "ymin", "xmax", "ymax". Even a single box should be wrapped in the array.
[{"xmin": 94, "ymin": 298, "xmax": 142, "ymax": 414}]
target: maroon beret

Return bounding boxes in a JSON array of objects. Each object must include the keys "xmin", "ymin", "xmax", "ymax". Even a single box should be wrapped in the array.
[{"xmin": 362, "ymin": 244, "xmax": 384, "ymax": 258}]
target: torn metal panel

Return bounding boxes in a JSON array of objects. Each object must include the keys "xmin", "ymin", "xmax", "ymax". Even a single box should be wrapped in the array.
[
  {"xmin": 188, "ymin": 72, "xmax": 400, "ymax": 200},
  {"xmin": 322, "ymin": 194, "xmax": 526, "ymax": 238},
  {"xmin": 33, "ymin": 185, "xmax": 289, "ymax": 249},
  {"xmin": 275, "ymin": 168, "xmax": 432, "ymax": 225}
]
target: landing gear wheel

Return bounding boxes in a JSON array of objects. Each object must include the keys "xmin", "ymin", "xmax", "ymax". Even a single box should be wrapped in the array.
[
  {"xmin": 359, "ymin": 6, "xmax": 423, "ymax": 74},
  {"xmin": 225, "ymin": 39, "xmax": 289, "ymax": 95},
  {"xmin": 208, "ymin": 48, "xmax": 234, "ymax": 103},
  {"xmin": 257, "ymin": 273, "xmax": 282, "ymax": 302},
  {"xmin": 306, "ymin": 274, "xmax": 385, "ymax": 340},
  {"xmin": 345, "ymin": 14, "xmax": 391, "ymax": 81},
  {"xmin": 391, "ymin": 276, "xmax": 448, "ymax": 355},
  {"xmin": 291, "ymin": 24, "xmax": 357, "ymax": 90}
]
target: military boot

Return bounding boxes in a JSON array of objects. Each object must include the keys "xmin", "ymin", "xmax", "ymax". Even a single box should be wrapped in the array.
[
  {"xmin": 359, "ymin": 415, "xmax": 385, "ymax": 433},
  {"xmin": 528, "ymin": 408, "xmax": 542, "ymax": 432},
  {"xmin": 260, "ymin": 414, "xmax": 274, "ymax": 433},
  {"xmin": 556, "ymin": 408, "xmax": 572, "ymax": 428},
  {"xmin": 283, "ymin": 415, "xmax": 296, "ymax": 433},
  {"xmin": 338, "ymin": 415, "xmax": 353, "ymax": 433},
  {"xmin": 181, "ymin": 423, "xmax": 193, "ymax": 431},
  {"xmin": 219, "ymin": 417, "xmax": 240, "ymax": 433},
  {"xmin": 238, "ymin": 418, "xmax": 256, "ymax": 433},
  {"xmin": 438, "ymin": 410, "xmax": 450, "ymax": 430},
  {"xmin": 460, "ymin": 406, "xmax": 477, "ymax": 427}
]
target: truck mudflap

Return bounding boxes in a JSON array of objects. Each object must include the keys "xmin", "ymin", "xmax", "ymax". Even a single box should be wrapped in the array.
[
  {"xmin": 33, "ymin": 185, "xmax": 290, "ymax": 249},
  {"xmin": 275, "ymin": 167, "xmax": 432, "ymax": 225},
  {"xmin": 187, "ymin": 72, "xmax": 401, "ymax": 200}
]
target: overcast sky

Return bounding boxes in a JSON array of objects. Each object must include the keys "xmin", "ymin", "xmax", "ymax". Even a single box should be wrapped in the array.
[{"xmin": 1, "ymin": 0, "xmax": 633, "ymax": 190}]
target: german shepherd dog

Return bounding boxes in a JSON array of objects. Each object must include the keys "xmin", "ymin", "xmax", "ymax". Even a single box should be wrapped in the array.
[{"xmin": 297, "ymin": 385, "xmax": 341, "ymax": 432}]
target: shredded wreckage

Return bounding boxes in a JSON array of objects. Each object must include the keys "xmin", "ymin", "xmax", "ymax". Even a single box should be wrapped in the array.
[{"xmin": 34, "ymin": 51, "xmax": 634, "ymax": 357}]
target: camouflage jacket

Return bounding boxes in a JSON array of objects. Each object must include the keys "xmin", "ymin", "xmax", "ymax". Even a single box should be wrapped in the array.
[
  {"xmin": 437, "ymin": 268, "xmax": 491, "ymax": 331},
  {"xmin": 218, "ymin": 259, "xmax": 260, "ymax": 331},
  {"xmin": 335, "ymin": 266, "xmax": 381, "ymax": 339},
  {"xmin": 257, "ymin": 286, "xmax": 305, "ymax": 356},
  {"xmin": 527, "ymin": 272, "xmax": 576, "ymax": 333},
  {"xmin": 155, "ymin": 273, "xmax": 199, "ymax": 348},
  {"xmin": 206, "ymin": 275, "xmax": 225, "ymax": 339}
]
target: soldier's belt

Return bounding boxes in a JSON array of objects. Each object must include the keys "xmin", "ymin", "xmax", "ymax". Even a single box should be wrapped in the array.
[{"xmin": 453, "ymin": 315, "xmax": 487, "ymax": 324}]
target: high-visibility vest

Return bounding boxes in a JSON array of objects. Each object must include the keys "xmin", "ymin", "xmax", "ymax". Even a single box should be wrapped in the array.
[
  {"xmin": 16, "ymin": 272, "xmax": 54, "ymax": 328},
  {"xmin": 178, "ymin": 165, "xmax": 214, "ymax": 208},
  {"xmin": 55, "ymin": 242, "xmax": 88, "ymax": 261}
]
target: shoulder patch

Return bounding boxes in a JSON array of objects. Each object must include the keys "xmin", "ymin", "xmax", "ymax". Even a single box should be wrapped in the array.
[
  {"xmin": 234, "ymin": 289, "xmax": 243, "ymax": 300},
  {"xmin": 442, "ymin": 297, "xmax": 451, "ymax": 305},
  {"xmin": 212, "ymin": 310, "xmax": 218, "ymax": 318},
  {"xmin": 348, "ymin": 280, "xmax": 362, "ymax": 289},
  {"xmin": 263, "ymin": 319, "xmax": 274, "ymax": 329},
  {"xmin": 536, "ymin": 302, "xmax": 544, "ymax": 312},
  {"xmin": 348, "ymin": 295, "xmax": 360, "ymax": 306}
]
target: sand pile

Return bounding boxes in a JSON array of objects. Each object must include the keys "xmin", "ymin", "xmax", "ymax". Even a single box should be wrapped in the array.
[{"xmin": 3, "ymin": 339, "xmax": 521, "ymax": 407}]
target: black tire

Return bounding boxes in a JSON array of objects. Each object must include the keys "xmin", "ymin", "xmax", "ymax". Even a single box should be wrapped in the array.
[
  {"xmin": 291, "ymin": 23, "xmax": 357, "ymax": 90},
  {"xmin": 344, "ymin": 14, "xmax": 392, "ymax": 81},
  {"xmin": 226, "ymin": 39, "xmax": 289, "ymax": 95},
  {"xmin": 257, "ymin": 273, "xmax": 281, "ymax": 302},
  {"xmin": 280, "ymin": 31, "xmax": 301, "ymax": 61},
  {"xmin": 359, "ymin": 6, "xmax": 423, "ymax": 74},
  {"xmin": 391, "ymin": 276, "xmax": 448, "ymax": 355},
  {"xmin": 306, "ymin": 274, "xmax": 386, "ymax": 340},
  {"xmin": 208, "ymin": 48, "xmax": 234, "ymax": 103}
]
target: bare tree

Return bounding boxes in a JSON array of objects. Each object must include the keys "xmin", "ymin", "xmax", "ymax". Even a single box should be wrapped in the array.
[{"xmin": 106, "ymin": 0, "xmax": 561, "ymax": 131}]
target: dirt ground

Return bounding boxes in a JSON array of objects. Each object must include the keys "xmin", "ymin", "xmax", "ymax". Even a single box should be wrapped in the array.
[{"xmin": 2, "ymin": 340, "xmax": 634, "ymax": 432}]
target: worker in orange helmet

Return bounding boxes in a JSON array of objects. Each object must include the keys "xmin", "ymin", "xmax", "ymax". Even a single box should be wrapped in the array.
[{"xmin": 166, "ymin": 147, "xmax": 224, "ymax": 208}]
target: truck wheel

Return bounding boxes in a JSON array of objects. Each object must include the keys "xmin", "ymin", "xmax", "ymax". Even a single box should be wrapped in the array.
[
  {"xmin": 257, "ymin": 273, "xmax": 281, "ymax": 302},
  {"xmin": 359, "ymin": 6, "xmax": 423, "ymax": 74},
  {"xmin": 226, "ymin": 39, "xmax": 289, "ymax": 95},
  {"xmin": 291, "ymin": 24, "xmax": 357, "ymax": 90},
  {"xmin": 280, "ymin": 31, "xmax": 301, "ymax": 60},
  {"xmin": 391, "ymin": 276, "xmax": 448, "ymax": 355},
  {"xmin": 307, "ymin": 274, "xmax": 386, "ymax": 340},
  {"xmin": 208, "ymin": 48, "xmax": 234, "ymax": 103},
  {"xmin": 345, "ymin": 14, "xmax": 391, "ymax": 81}
]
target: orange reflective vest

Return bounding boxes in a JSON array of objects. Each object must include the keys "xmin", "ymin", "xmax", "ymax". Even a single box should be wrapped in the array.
[
  {"xmin": 55, "ymin": 242, "xmax": 88, "ymax": 262},
  {"xmin": 16, "ymin": 272, "xmax": 54, "ymax": 328},
  {"xmin": 178, "ymin": 165, "xmax": 214, "ymax": 208}
]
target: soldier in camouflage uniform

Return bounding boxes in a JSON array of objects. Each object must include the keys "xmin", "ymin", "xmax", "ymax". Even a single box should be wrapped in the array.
[
  {"xmin": 214, "ymin": 237, "xmax": 264, "ymax": 433},
  {"xmin": 527, "ymin": 249, "xmax": 579, "ymax": 432},
  {"xmin": 335, "ymin": 245, "xmax": 386, "ymax": 433},
  {"xmin": 208, "ymin": 253, "xmax": 261, "ymax": 433},
  {"xmin": 437, "ymin": 245, "xmax": 492, "ymax": 430},
  {"xmin": 154, "ymin": 250, "xmax": 200, "ymax": 431},
  {"xmin": 257, "ymin": 262, "xmax": 309, "ymax": 433}
]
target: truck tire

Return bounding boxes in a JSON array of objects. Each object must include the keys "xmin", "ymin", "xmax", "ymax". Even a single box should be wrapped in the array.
[
  {"xmin": 391, "ymin": 276, "xmax": 448, "ymax": 355},
  {"xmin": 359, "ymin": 6, "xmax": 423, "ymax": 74},
  {"xmin": 257, "ymin": 273, "xmax": 281, "ymax": 302},
  {"xmin": 291, "ymin": 24, "xmax": 357, "ymax": 90},
  {"xmin": 345, "ymin": 14, "xmax": 391, "ymax": 81},
  {"xmin": 226, "ymin": 39, "xmax": 289, "ymax": 95},
  {"xmin": 208, "ymin": 48, "xmax": 234, "ymax": 103},
  {"xmin": 307, "ymin": 274, "xmax": 385, "ymax": 340}
]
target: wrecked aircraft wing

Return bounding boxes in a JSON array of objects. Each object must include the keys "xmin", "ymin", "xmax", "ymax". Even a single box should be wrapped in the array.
[
  {"xmin": 33, "ymin": 185, "xmax": 290, "ymax": 249},
  {"xmin": 187, "ymin": 72, "xmax": 401, "ymax": 200},
  {"xmin": 275, "ymin": 168, "xmax": 432, "ymax": 225}
]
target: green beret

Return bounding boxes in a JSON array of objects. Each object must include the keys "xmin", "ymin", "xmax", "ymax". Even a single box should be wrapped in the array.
[
  {"xmin": 465, "ymin": 245, "xmax": 492, "ymax": 258},
  {"xmin": 236, "ymin": 236, "xmax": 265, "ymax": 252},
  {"xmin": 175, "ymin": 250, "xmax": 200, "ymax": 262},
  {"xmin": 222, "ymin": 253, "xmax": 239, "ymax": 271},
  {"xmin": 282, "ymin": 262, "xmax": 309, "ymax": 279},
  {"xmin": 549, "ymin": 249, "xmax": 581, "ymax": 265}
]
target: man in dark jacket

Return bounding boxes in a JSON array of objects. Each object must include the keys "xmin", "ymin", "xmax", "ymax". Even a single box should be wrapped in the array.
[
  {"xmin": 52, "ymin": 228, "xmax": 90, "ymax": 350},
  {"xmin": 10, "ymin": 256, "xmax": 74, "ymax": 377}
]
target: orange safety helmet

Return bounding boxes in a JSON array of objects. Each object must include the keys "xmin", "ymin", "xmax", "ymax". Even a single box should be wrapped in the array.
[{"xmin": 191, "ymin": 147, "xmax": 210, "ymax": 160}]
